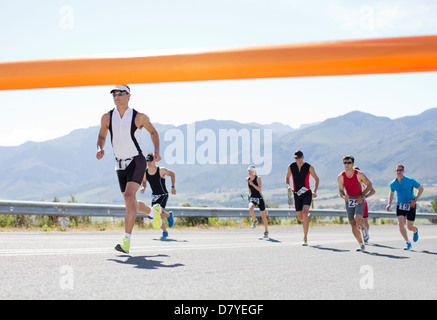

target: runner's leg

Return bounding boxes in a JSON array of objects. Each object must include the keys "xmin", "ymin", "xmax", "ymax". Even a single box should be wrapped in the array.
[
  {"xmin": 397, "ymin": 215, "xmax": 409, "ymax": 242},
  {"xmin": 301, "ymin": 205, "xmax": 310, "ymax": 241},
  {"xmin": 351, "ymin": 220, "xmax": 363, "ymax": 244},
  {"xmin": 249, "ymin": 202, "xmax": 256, "ymax": 220},
  {"xmin": 124, "ymin": 181, "xmax": 140, "ymax": 234}
]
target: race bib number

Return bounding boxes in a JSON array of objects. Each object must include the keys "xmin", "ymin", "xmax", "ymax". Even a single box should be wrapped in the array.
[
  {"xmin": 152, "ymin": 194, "xmax": 162, "ymax": 203},
  {"xmin": 250, "ymin": 197, "xmax": 260, "ymax": 205},
  {"xmin": 399, "ymin": 203, "xmax": 411, "ymax": 211},
  {"xmin": 115, "ymin": 158, "xmax": 133, "ymax": 171},
  {"xmin": 296, "ymin": 187, "xmax": 309, "ymax": 197},
  {"xmin": 348, "ymin": 199, "xmax": 358, "ymax": 208}
]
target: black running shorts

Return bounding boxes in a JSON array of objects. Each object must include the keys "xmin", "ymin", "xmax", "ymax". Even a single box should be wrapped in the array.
[
  {"xmin": 396, "ymin": 205, "xmax": 416, "ymax": 221},
  {"xmin": 250, "ymin": 197, "xmax": 266, "ymax": 211},
  {"xmin": 293, "ymin": 190, "xmax": 312, "ymax": 212},
  {"xmin": 116, "ymin": 154, "xmax": 146, "ymax": 193},
  {"xmin": 151, "ymin": 194, "xmax": 169, "ymax": 208}
]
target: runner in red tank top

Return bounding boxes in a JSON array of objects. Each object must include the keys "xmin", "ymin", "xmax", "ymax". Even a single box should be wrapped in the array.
[
  {"xmin": 342, "ymin": 170, "xmax": 362, "ymax": 197},
  {"xmin": 337, "ymin": 155, "xmax": 373, "ymax": 252}
]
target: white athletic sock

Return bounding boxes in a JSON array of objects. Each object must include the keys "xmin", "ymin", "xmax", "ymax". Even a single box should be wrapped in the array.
[{"xmin": 124, "ymin": 233, "xmax": 131, "ymax": 241}]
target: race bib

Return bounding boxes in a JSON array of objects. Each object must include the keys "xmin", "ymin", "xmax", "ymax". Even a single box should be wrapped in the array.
[
  {"xmin": 250, "ymin": 197, "xmax": 260, "ymax": 205},
  {"xmin": 296, "ymin": 187, "xmax": 309, "ymax": 197},
  {"xmin": 152, "ymin": 194, "xmax": 162, "ymax": 203},
  {"xmin": 399, "ymin": 203, "xmax": 411, "ymax": 211},
  {"xmin": 115, "ymin": 158, "xmax": 133, "ymax": 171},
  {"xmin": 348, "ymin": 199, "xmax": 358, "ymax": 208}
]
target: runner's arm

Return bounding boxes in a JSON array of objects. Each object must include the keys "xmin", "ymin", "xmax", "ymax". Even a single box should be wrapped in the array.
[
  {"xmin": 386, "ymin": 191, "xmax": 394, "ymax": 211},
  {"xmin": 140, "ymin": 173, "xmax": 147, "ymax": 193},
  {"xmin": 366, "ymin": 187, "xmax": 376, "ymax": 198},
  {"xmin": 285, "ymin": 166, "xmax": 292, "ymax": 192},
  {"xmin": 358, "ymin": 172, "xmax": 373, "ymax": 197},
  {"xmin": 161, "ymin": 168, "xmax": 176, "ymax": 195},
  {"xmin": 96, "ymin": 113, "xmax": 109, "ymax": 160},
  {"xmin": 137, "ymin": 113, "xmax": 160, "ymax": 161},
  {"xmin": 410, "ymin": 185, "xmax": 424, "ymax": 208},
  {"xmin": 309, "ymin": 166, "xmax": 320, "ymax": 195},
  {"xmin": 337, "ymin": 174, "xmax": 348, "ymax": 201}
]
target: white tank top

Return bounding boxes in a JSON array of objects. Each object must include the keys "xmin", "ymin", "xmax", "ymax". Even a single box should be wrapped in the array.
[{"xmin": 109, "ymin": 108, "xmax": 142, "ymax": 160}]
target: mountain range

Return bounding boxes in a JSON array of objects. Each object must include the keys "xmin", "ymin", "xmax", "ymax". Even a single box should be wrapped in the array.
[{"xmin": 0, "ymin": 108, "xmax": 436, "ymax": 206}]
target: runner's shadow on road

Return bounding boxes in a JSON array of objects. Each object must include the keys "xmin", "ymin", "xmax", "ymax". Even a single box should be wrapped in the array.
[
  {"xmin": 258, "ymin": 237, "xmax": 281, "ymax": 243},
  {"xmin": 367, "ymin": 243, "xmax": 398, "ymax": 250},
  {"xmin": 311, "ymin": 245, "xmax": 350, "ymax": 253},
  {"xmin": 152, "ymin": 238, "xmax": 189, "ymax": 243},
  {"xmin": 411, "ymin": 249, "xmax": 437, "ymax": 256},
  {"xmin": 362, "ymin": 251, "xmax": 409, "ymax": 260},
  {"xmin": 366, "ymin": 244, "xmax": 436, "ymax": 257},
  {"xmin": 107, "ymin": 254, "xmax": 185, "ymax": 270}
]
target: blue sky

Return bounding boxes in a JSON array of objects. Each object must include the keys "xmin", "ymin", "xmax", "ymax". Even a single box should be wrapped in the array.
[{"xmin": 0, "ymin": 0, "xmax": 436, "ymax": 146}]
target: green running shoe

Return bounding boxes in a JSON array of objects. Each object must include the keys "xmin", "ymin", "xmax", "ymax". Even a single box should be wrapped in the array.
[
  {"xmin": 151, "ymin": 204, "xmax": 162, "ymax": 230},
  {"xmin": 115, "ymin": 236, "xmax": 130, "ymax": 254}
]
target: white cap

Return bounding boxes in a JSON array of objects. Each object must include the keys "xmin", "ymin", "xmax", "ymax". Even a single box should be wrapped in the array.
[
  {"xmin": 110, "ymin": 85, "xmax": 130, "ymax": 94},
  {"xmin": 247, "ymin": 165, "xmax": 256, "ymax": 172}
]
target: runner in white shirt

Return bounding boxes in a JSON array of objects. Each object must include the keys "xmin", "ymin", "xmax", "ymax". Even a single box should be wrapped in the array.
[{"xmin": 96, "ymin": 85, "xmax": 161, "ymax": 254}]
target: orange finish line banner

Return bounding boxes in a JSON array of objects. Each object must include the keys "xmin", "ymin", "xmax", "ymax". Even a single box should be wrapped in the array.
[{"xmin": 1, "ymin": 35, "xmax": 437, "ymax": 90}]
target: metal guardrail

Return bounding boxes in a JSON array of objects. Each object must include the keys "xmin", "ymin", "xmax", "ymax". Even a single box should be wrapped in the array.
[{"xmin": 1, "ymin": 200, "xmax": 437, "ymax": 219}]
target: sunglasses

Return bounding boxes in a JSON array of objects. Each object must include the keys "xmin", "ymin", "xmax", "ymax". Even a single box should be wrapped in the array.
[
  {"xmin": 396, "ymin": 169, "xmax": 404, "ymax": 172},
  {"xmin": 111, "ymin": 91, "xmax": 127, "ymax": 97},
  {"xmin": 343, "ymin": 161, "xmax": 353, "ymax": 165}
]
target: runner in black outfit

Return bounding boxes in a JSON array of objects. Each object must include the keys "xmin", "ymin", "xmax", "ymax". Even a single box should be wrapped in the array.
[
  {"xmin": 285, "ymin": 150, "xmax": 319, "ymax": 246},
  {"xmin": 246, "ymin": 165, "xmax": 269, "ymax": 239},
  {"xmin": 138, "ymin": 153, "xmax": 175, "ymax": 238}
]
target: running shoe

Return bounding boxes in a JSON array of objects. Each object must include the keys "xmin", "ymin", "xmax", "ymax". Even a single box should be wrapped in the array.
[
  {"xmin": 151, "ymin": 204, "xmax": 162, "ymax": 230},
  {"xmin": 413, "ymin": 227, "xmax": 419, "ymax": 242},
  {"xmin": 115, "ymin": 236, "xmax": 130, "ymax": 254},
  {"xmin": 263, "ymin": 231, "xmax": 269, "ymax": 239},
  {"xmin": 404, "ymin": 242, "xmax": 412, "ymax": 250},
  {"xmin": 162, "ymin": 231, "xmax": 169, "ymax": 239},
  {"xmin": 302, "ymin": 239, "xmax": 308, "ymax": 246},
  {"xmin": 251, "ymin": 219, "xmax": 258, "ymax": 229},
  {"xmin": 356, "ymin": 244, "xmax": 365, "ymax": 252},
  {"xmin": 167, "ymin": 211, "xmax": 174, "ymax": 228},
  {"xmin": 362, "ymin": 228, "xmax": 369, "ymax": 244}
]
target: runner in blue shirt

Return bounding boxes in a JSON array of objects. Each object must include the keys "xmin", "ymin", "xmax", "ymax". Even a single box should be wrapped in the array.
[{"xmin": 386, "ymin": 164, "xmax": 424, "ymax": 250}]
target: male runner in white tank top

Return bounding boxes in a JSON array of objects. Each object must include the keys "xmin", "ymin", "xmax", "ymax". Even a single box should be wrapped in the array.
[{"xmin": 96, "ymin": 85, "xmax": 161, "ymax": 254}]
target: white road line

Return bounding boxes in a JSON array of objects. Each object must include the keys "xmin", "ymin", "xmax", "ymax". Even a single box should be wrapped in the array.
[{"xmin": 0, "ymin": 235, "xmax": 436, "ymax": 257}]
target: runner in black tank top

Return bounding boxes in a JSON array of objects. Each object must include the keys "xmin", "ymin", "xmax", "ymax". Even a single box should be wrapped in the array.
[
  {"xmin": 248, "ymin": 175, "xmax": 263, "ymax": 199},
  {"xmin": 289, "ymin": 162, "xmax": 311, "ymax": 193},
  {"xmin": 146, "ymin": 167, "xmax": 169, "ymax": 196},
  {"xmin": 285, "ymin": 150, "xmax": 319, "ymax": 246},
  {"xmin": 137, "ymin": 153, "xmax": 177, "ymax": 239},
  {"xmin": 246, "ymin": 165, "xmax": 269, "ymax": 239}
]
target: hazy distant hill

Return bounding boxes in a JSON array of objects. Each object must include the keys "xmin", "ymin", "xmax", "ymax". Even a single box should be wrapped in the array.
[
  {"xmin": 0, "ymin": 108, "xmax": 435, "ymax": 205},
  {"xmin": 276, "ymin": 109, "xmax": 437, "ymax": 187}
]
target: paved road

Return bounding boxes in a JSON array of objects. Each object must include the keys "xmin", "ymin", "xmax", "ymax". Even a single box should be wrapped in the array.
[{"xmin": 0, "ymin": 225, "xmax": 436, "ymax": 300}]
